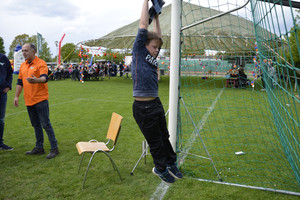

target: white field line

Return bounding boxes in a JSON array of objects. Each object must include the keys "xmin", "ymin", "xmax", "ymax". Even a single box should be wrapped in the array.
[
  {"xmin": 150, "ymin": 88, "xmax": 224, "ymax": 200},
  {"xmin": 6, "ymin": 98, "xmax": 132, "ymax": 117},
  {"xmin": 6, "ymin": 99, "xmax": 82, "ymax": 117},
  {"xmin": 178, "ymin": 88, "xmax": 224, "ymax": 165}
]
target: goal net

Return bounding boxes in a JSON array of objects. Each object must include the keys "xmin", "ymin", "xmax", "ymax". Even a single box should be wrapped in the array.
[{"xmin": 165, "ymin": 0, "xmax": 300, "ymax": 195}]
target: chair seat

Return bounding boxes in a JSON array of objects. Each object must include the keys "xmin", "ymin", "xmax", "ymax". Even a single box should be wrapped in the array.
[
  {"xmin": 76, "ymin": 142, "xmax": 110, "ymax": 155},
  {"xmin": 76, "ymin": 112, "xmax": 123, "ymax": 188}
]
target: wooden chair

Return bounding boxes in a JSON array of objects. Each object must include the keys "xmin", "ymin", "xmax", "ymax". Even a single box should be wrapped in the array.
[{"xmin": 76, "ymin": 112, "xmax": 123, "ymax": 187}]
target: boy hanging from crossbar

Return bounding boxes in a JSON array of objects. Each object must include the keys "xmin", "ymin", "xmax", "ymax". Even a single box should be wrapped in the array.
[{"xmin": 131, "ymin": 0, "xmax": 183, "ymax": 184}]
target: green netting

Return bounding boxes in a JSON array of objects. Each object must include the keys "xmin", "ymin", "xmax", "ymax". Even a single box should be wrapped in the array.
[
  {"xmin": 176, "ymin": 0, "xmax": 300, "ymax": 195},
  {"xmin": 159, "ymin": 59, "xmax": 255, "ymax": 75}
]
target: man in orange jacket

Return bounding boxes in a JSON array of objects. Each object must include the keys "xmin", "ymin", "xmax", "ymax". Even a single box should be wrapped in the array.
[{"xmin": 14, "ymin": 43, "xmax": 59, "ymax": 159}]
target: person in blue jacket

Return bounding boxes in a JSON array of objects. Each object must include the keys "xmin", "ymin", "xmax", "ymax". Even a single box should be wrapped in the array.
[
  {"xmin": 131, "ymin": 0, "xmax": 182, "ymax": 184},
  {"xmin": 0, "ymin": 53, "xmax": 13, "ymax": 150}
]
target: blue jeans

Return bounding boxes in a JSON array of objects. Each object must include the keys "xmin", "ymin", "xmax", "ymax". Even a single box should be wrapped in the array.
[
  {"xmin": 27, "ymin": 100, "xmax": 58, "ymax": 150},
  {"xmin": 0, "ymin": 92, "xmax": 8, "ymax": 145}
]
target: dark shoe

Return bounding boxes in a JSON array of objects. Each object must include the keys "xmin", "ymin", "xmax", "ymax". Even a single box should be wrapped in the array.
[
  {"xmin": 46, "ymin": 148, "xmax": 59, "ymax": 159},
  {"xmin": 152, "ymin": 167, "xmax": 175, "ymax": 184},
  {"xmin": 26, "ymin": 147, "xmax": 45, "ymax": 155},
  {"xmin": 0, "ymin": 144, "xmax": 13, "ymax": 150},
  {"xmin": 167, "ymin": 164, "xmax": 183, "ymax": 179}
]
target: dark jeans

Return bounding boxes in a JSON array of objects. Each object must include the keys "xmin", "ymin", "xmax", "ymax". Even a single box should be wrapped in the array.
[
  {"xmin": 133, "ymin": 97, "xmax": 176, "ymax": 172},
  {"xmin": 27, "ymin": 100, "xmax": 58, "ymax": 150},
  {"xmin": 0, "ymin": 92, "xmax": 7, "ymax": 145}
]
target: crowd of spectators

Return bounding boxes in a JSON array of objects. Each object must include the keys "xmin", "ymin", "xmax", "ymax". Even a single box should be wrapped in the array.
[{"xmin": 48, "ymin": 61, "xmax": 130, "ymax": 81}]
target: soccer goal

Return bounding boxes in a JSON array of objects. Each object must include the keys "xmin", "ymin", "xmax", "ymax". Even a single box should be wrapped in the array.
[{"xmin": 167, "ymin": 0, "xmax": 300, "ymax": 196}]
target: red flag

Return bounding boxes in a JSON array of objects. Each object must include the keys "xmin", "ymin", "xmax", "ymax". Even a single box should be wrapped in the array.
[{"xmin": 58, "ymin": 33, "xmax": 65, "ymax": 65}]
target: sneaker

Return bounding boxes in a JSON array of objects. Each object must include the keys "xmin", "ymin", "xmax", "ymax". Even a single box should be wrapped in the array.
[
  {"xmin": 0, "ymin": 144, "xmax": 13, "ymax": 150},
  {"xmin": 46, "ymin": 148, "xmax": 59, "ymax": 159},
  {"xmin": 260, "ymin": 88, "xmax": 266, "ymax": 91},
  {"xmin": 167, "ymin": 164, "xmax": 183, "ymax": 179},
  {"xmin": 26, "ymin": 147, "xmax": 45, "ymax": 155},
  {"xmin": 152, "ymin": 167, "xmax": 175, "ymax": 184}
]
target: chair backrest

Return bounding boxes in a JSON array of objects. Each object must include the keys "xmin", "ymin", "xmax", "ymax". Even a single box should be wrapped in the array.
[{"xmin": 106, "ymin": 112, "xmax": 123, "ymax": 145}]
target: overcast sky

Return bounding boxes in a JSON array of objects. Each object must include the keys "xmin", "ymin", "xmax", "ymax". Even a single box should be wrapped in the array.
[
  {"xmin": 0, "ymin": 0, "xmax": 172, "ymax": 56},
  {"xmin": 0, "ymin": 0, "xmax": 297, "ymax": 57}
]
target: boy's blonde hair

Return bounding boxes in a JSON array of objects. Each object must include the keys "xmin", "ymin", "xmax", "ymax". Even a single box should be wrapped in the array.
[{"xmin": 146, "ymin": 31, "xmax": 163, "ymax": 47}]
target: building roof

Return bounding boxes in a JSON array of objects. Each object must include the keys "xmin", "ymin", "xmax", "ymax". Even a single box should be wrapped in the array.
[{"xmin": 83, "ymin": 1, "xmax": 277, "ymax": 54}]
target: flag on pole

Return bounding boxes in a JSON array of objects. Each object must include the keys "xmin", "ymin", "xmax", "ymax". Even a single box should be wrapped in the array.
[
  {"xmin": 37, "ymin": 32, "xmax": 43, "ymax": 55},
  {"xmin": 58, "ymin": 33, "xmax": 66, "ymax": 65}
]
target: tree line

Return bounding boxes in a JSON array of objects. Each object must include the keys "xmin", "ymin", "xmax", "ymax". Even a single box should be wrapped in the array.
[{"xmin": 0, "ymin": 35, "xmax": 128, "ymax": 64}]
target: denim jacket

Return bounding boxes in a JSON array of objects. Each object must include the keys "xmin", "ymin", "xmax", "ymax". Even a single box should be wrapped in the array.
[
  {"xmin": 0, "ymin": 53, "xmax": 13, "ymax": 93},
  {"xmin": 131, "ymin": 29, "xmax": 159, "ymax": 97}
]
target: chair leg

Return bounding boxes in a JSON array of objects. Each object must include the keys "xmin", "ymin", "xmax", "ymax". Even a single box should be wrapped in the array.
[
  {"xmin": 82, "ymin": 151, "xmax": 97, "ymax": 188},
  {"xmin": 78, "ymin": 153, "xmax": 85, "ymax": 174},
  {"xmin": 81, "ymin": 150, "xmax": 122, "ymax": 188},
  {"xmin": 103, "ymin": 151, "xmax": 123, "ymax": 182}
]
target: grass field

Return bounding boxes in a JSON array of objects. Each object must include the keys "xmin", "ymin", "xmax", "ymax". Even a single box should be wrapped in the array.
[
  {"xmin": 179, "ymin": 76, "xmax": 300, "ymax": 194},
  {"xmin": 0, "ymin": 75, "xmax": 299, "ymax": 200}
]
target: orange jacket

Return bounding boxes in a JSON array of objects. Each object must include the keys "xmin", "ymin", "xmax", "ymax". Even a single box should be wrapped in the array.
[{"xmin": 18, "ymin": 56, "xmax": 49, "ymax": 106}]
